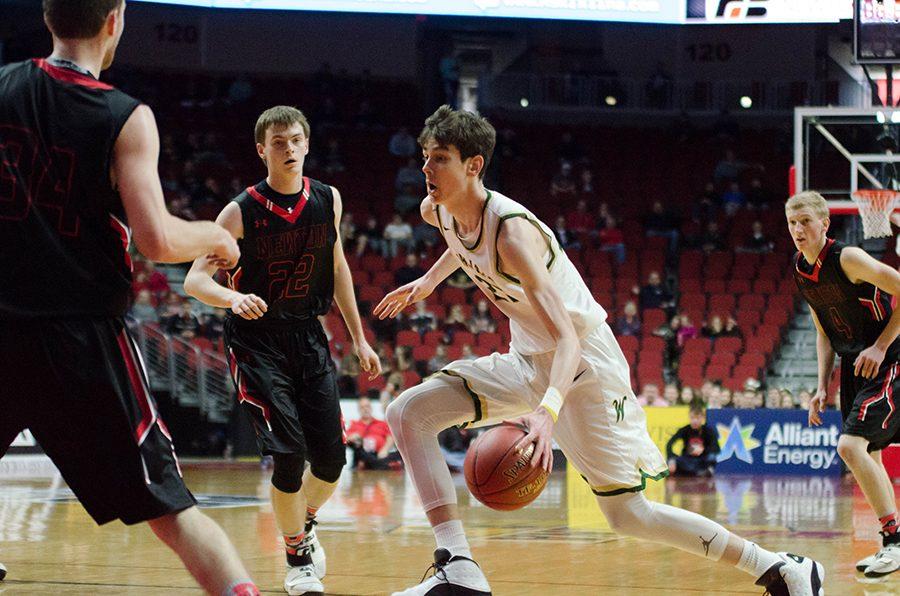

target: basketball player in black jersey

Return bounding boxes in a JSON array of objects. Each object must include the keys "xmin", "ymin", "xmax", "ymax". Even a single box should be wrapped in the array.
[
  {"xmin": 0, "ymin": 2, "xmax": 259, "ymax": 594},
  {"xmin": 185, "ymin": 106, "xmax": 381, "ymax": 595},
  {"xmin": 788, "ymin": 191, "xmax": 900, "ymax": 578}
]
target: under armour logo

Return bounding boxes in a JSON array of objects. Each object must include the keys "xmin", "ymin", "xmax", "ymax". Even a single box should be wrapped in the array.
[
  {"xmin": 699, "ymin": 533, "xmax": 717, "ymax": 557},
  {"xmin": 255, "ymin": 220, "xmax": 269, "ymax": 228}
]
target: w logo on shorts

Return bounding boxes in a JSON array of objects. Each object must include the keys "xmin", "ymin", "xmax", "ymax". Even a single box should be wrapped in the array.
[{"xmin": 612, "ymin": 398, "xmax": 626, "ymax": 423}]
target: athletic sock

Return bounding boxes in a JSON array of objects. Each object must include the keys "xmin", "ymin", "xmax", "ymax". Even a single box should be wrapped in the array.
[
  {"xmin": 736, "ymin": 540, "xmax": 782, "ymax": 579},
  {"xmin": 305, "ymin": 506, "xmax": 319, "ymax": 533},
  {"xmin": 881, "ymin": 512, "xmax": 900, "ymax": 545},
  {"xmin": 433, "ymin": 519, "xmax": 472, "ymax": 559},
  {"xmin": 223, "ymin": 580, "xmax": 260, "ymax": 596},
  {"xmin": 284, "ymin": 532, "xmax": 311, "ymax": 567}
]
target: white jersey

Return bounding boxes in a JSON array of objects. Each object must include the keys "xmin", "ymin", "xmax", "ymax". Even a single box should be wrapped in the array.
[{"xmin": 434, "ymin": 190, "xmax": 606, "ymax": 354}]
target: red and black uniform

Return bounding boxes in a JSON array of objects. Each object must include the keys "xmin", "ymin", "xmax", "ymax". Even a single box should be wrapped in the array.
[
  {"xmin": 794, "ymin": 239, "xmax": 900, "ymax": 451},
  {"xmin": 224, "ymin": 179, "xmax": 345, "ymax": 469},
  {"xmin": 0, "ymin": 58, "xmax": 194, "ymax": 524}
]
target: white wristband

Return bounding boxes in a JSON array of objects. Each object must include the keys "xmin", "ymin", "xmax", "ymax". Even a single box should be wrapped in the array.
[{"xmin": 539, "ymin": 386, "xmax": 563, "ymax": 422}]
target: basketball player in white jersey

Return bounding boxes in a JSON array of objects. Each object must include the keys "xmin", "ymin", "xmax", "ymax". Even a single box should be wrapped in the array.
[{"xmin": 375, "ymin": 106, "xmax": 824, "ymax": 596}]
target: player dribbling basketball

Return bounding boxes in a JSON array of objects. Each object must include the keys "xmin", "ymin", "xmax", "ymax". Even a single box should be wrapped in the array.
[{"xmin": 375, "ymin": 105, "xmax": 824, "ymax": 596}]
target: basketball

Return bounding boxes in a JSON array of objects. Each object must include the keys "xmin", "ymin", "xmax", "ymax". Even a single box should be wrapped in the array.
[{"xmin": 464, "ymin": 424, "xmax": 549, "ymax": 511}]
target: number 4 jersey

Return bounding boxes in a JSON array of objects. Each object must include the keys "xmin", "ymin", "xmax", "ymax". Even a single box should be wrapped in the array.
[
  {"xmin": 793, "ymin": 238, "xmax": 899, "ymax": 358},
  {"xmin": 0, "ymin": 59, "xmax": 141, "ymax": 319},
  {"xmin": 225, "ymin": 178, "xmax": 336, "ymax": 327}
]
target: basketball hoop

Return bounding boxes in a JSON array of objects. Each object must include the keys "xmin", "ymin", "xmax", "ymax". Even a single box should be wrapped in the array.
[{"xmin": 850, "ymin": 189, "xmax": 900, "ymax": 238}]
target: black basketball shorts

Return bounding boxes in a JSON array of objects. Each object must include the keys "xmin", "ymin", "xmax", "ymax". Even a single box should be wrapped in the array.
[
  {"xmin": 841, "ymin": 356, "xmax": 900, "ymax": 452},
  {"xmin": 224, "ymin": 318, "xmax": 346, "ymax": 468},
  {"xmin": 0, "ymin": 318, "xmax": 196, "ymax": 525}
]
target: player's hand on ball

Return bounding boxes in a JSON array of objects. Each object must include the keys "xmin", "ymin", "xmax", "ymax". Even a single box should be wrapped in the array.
[
  {"xmin": 373, "ymin": 276, "xmax": 436, "ymax": 319},
  {"xmin": 854, "ymin": 344, "xmax": 885, "ymax": 380},
  {"xmin": 355, "ymin": 340, "xmax": 382, "ymax": 379},
  {"xmin": 506, "ymin": 407, "xmax": 555, "ymax": 473},
  {"xmin": 230, "ymin": 293, "xmax": 267, "ymax": 320},
  {"xmin": 808, "ymin": 390, "xmax": 827, "ymax": 427}
]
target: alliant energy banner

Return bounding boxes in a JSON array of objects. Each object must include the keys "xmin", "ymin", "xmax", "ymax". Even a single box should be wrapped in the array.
[{"xmin": 707, "ymin": 408, "xmax": 843, "ymax": 476}]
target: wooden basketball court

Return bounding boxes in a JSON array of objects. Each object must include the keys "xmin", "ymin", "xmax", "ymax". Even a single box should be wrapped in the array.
[{"xmin": 0, "ymin": 463, "xmax": 888, "ymax": 594}]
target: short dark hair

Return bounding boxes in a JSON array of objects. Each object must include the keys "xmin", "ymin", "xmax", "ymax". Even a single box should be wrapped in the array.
[
  {"xmin": 689, "ymin": 400, "xmax": 706, "ymax": 416},
  {"xmin": 43, "ymin": 0, "xmax": 122, "ymax": 39},
  {"xmin": 254, "ymin": 106, "xmax": 311, "ymax": 145},
  {"xmin": 418, "ymin": 105, "xmax": 495, "ymax": 180}
]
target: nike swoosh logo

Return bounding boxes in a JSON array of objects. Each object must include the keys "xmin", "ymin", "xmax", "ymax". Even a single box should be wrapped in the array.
[{"xmin": 573, "ymin": 369, "xmax": 588, "ymax": 382}]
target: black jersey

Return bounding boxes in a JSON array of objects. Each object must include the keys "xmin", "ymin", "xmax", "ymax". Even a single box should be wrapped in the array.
[
  {"xmin": 793, "ymin": 239, "xmax": 899, "ymax": 358},
  {"xmin": 226, "ymin": 178, "xmax": 336, "ymax": 326},
  {"xmin": 0, "ymin": 59, "xmax": 141, "ymax": 319}
]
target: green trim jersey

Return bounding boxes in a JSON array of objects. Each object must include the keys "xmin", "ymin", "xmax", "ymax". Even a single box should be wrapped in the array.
[{"xmin": 433, "ymin": 190, "xmax": 606, "ymax": 354}]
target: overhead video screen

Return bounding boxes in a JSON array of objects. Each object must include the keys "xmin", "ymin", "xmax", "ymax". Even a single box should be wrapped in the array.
[
  {"xmin": 128, "ymin": 0, "xmax": 686, "ymax": 24},
  {"xmin": 855, "ymin": 0, "xmax": 900, "ymax": 63}
]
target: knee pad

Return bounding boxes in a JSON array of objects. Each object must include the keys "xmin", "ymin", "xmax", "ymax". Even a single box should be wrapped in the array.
[
  {"xmin": 271, "ymin": 453, "xmax": 305, "ymax": 493},
  {"xmin": 310, "ymin": 459, "xmax": 345, "ymax": 484}
]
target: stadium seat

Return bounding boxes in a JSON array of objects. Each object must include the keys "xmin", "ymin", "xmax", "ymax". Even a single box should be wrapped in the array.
[
  {"xmin": 715, "ymin": 336, "xmax": 743, "ymax": 354},
  {"xmin": 396, "ymin": 330, "xmax": 421, "ymax": 347}
]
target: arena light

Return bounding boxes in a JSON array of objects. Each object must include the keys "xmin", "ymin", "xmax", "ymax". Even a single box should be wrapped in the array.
[
  {"xmin": 876, "ymin": 110, "xmax": 887, "ymax": 123},
  {"xmin": 740, "ymin": 96, "xmax": 753, "ymax": 109},
  {"xmin": 519, "ymin": 98, "xmax": 530, "ymax": 108},
  {"xmin": 605, "ymin": 95, "xmax": 618, "ymax": 106}
]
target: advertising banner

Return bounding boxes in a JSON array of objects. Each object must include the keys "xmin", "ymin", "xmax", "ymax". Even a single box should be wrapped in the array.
[{"xmin": 707, "ymin": 408, "xmax": 843, "ymax": 476}]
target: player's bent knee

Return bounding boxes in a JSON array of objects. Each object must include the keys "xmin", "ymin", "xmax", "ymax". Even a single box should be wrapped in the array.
[
  {"xmin": 310, "ymin": 460, "xmax": 344, "ymax": 484},
  {"xmin": 271, "ymin": 453, "xmax": 305, "ymax": 493},
  {"xmin": 837, "ymin": 435, "xmax": 867, "ymax": 462}
]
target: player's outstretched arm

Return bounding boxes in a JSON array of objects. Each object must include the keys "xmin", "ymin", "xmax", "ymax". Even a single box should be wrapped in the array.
[
  {"xmin": 841, "ymin": 247, "xmax": 900, "ymax": 379},
  {"xmin": 808, "ymin": 307, "xmax": 834, "ymax": 427},
  {"xmin": 183, "ymin": 203, "xmax": 267, "ymax": 320},
  {"xmin": 331, "ymin": 187, "xmax": 381, "ymax": 378},
  {"xmin": 113, "ymin": 105, "xmax": 238, "ymax": 266},
  {"xmin": 497, "ymin": 218, "xmax": 580, "ymax": 471}
]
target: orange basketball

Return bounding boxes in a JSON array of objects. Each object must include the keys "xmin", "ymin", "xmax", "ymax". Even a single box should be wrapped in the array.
[{"xmin": 463, "ymin": 424, "xmax": 549, "ymax": 511}]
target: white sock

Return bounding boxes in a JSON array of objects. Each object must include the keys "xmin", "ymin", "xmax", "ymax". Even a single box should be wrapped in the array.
[
  {"xmin": 736, "ymin": 540, "xmax": 782, "ymax": 579},
  {"xmin": 433, "ymin": 519, "xmax": 472, "ymax": 559}
]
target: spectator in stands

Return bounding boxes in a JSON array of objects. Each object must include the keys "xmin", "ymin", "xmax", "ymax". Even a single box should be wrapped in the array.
[
  {"xmin": 130, "ymin": 289, "xmax": 158, "ymax": 323},
  {"xmin": 566, "ymin": 198, "xmax": 595, "ymax": 234},
  {"xmin": 707, "ymin": 386, "xmax": 726, "ymax": 410},
  {"xmin": 337, "ymin": 345, "xmax": 360, "ymax": 399},
  {"xmin": 438, "ymin": 426, "xmax": 474, "ymax": 472},
  {"xmin": 468, "ymin": 300, "xmax": 497, "ymax": 334},
  {"xmin": 653, "ymin": 315, "xmax": 681, "ymax": 367},
  {"xmin": 324, "ymin": 138, "xmax": 346, "ymax": 175},
  {"xmin": 412, "ymin": 217, "xmax": 439, "ymax": 252},
  {"xmin": 692, "ymin": 181, "xmax": 719, "ymax": 222},
  {"xmin": 721, "ymin": 182, "xmax": 746, "ymax": 217},
  {"xmin": 168, "ymin": 300, "xmax": 201, "ymax": 340},
  {"xmin": 395, "ymin": 253, "xmax": 426, "ymax": 287},
  {"xmin": 460, "ymin": 344, "xmax": 478, "ymax": 361},
  {"xmin": 346, "ymin": 397, "xmax": 401, "ymax": 470},
  {"xmin": 646, "ymin": 62, "xmax": 674, "ymax": 109},
  {"xmin": 639, "ymin": 271, "xmax": 674, "ymax": 311},
  {"xmin": 144, "ymin": 261, "xmax": 171, "ymax": 301},
  {"xmin": 796, "ymin": 389, "xmax": 811, "ymax": 410},
  {"xmin": 666, "ymin": 403, "xmax": 719, "ymax": 477},
  {"xmin": 407, "ymin": 301, "xmax": 438, "ymax": 336},
  {"xmin": 439, "ymin": 53, "xmax": 461, "ymax": 107},
  {"xmin": 713, "ymin": 148, "xmax": 749, "ymax": 185},
  {"xmin": 396, "ymin": 157, "xmax": 425, "ymax": 191},
  {"xmin": 446, "ymin": 269, "xmax": 475, "ymax": 292},
  {"xmin": 442, "ymin": 304, "xmax": 469, "ymax": 341},
  {"xmin": 340, "ymin": 211, "xmax": 357, "ymax": 248},
  {"xmin": 393, "ymin": 345, "xmax": 414, "ymax": 372},
  {"xmin": 746, "ymin": 177, "xmax": 774, "ymax": 210},
  {"xmin": 680, "ymin": 386, "xmax": 698, "ymax": 406},
  {"xmin": 394, "ymin": 183, "xmax": 421, "ymax": 217},
  {"xmin": 556, "ymin": 132, "xmax": 584, "ymax": 165},
  {"xmin": 615, "ymin": 301, "xmax": 641, "ymax": 337},
  {"xmin": 643, "ymin": 200, "xmax": 680, "ymax": 253},
  {"xmin": 370, "ymin": 306, "xmax": 401, "ymax": 344},
  {"xmin": 702, "ymin": 315, "xmax": 724, "ymax": 339},
  {"xmin": 699, "ymin": 221, "xmax": 726, "ymax": 253},
  {"xmin": 383, "ymin": 213, "xmax": 415, "ymax": 258},
  {"xmin": 379, "ymin": 372, "xmax": 404, "ymax": 411},
  {"xmin": 579, "ymin": 168, "xmax": 596, "ymax": 197},
  {"xmin": 158, "ymin": 292, "xmax": 183, "ymax": 330},
  {"xmin": 597, "ymin": 216, "xmax": 626, "ymax": 264},
  {"xmin": 638, "ymin": 383, "xmax": 669, "ymax": 407},
  {"xmin": 780, "ymin": 391, "xmax": 798, "ymax": 409},
  {"xmin": 428, "ymin": 344, "xmax": 451, "ymax": 375},
  {"xmin": 389, "ymin": 126, "xmax": 417, "ymax": 158},
  {"xmin": 720, "ymin": 387, "xmax": 736, "ymax": 408},
  {"xmin": 202, "ymin": 308, "xmax": 226, "ymax": 341},
  {"xmin": 765, "ymin": 388, "xmax": 781, "ymax": 409},
  {"xmin": 355, "ymin": 215, "xmax": 384, "ymax": 257},
  {"xmin": 663, "ymin": 383, "xmax": 680, "ymax": 406},
  {"xmin": 595, "ymin": 201, "xmax": 612, "ymax": 230},
  {"xmin": 721, "ymin": 316, "xmax": 742, "ymax": 339},
  {"xmin": 226, "ymin": 73, "xmax": 254, "ymax": 106},
  {"xmin": 677, "ymin": 314, "xmax": 699, "ymax": 347},
  {"xmin": 740, "ymin": 220, "xmax": 774, "ymax": 254},
  {"xmin": 699, "ymin": 380, "xmax": 717, "ymax": 404},
  {"xmin": 553, "ymin": 215, "xmax": 580, "ymax": 251},
  {"xmin": 550, "ymin": 161, "xmax": 577, "ymax": 199},
  {"xmin": 495, "ymin": 127, "xmax": 520, "ymax": 161}
]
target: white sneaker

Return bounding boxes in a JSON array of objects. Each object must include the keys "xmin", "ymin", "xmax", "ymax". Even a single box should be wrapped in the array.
[
  {"xmin": 301, "ymin": 519, "xmax": 326, "ymax": 579},
  {"xmin": 857, "ymin": 549, "xmax": 881, "ymax": 572},
  {"xmin": 865, "ymin": 543, "xmax": 900, "ymax": 578},
  {"xmin": 284, "ymin": 563, "xmax": 324, "ymax": 596},
  {"xmin": 755, "ymin": 553, "xmax": 824, "ymax": 596},
  {"xmin": 392, "ymin": 548, "xmax": 492, "ymax": 596}
]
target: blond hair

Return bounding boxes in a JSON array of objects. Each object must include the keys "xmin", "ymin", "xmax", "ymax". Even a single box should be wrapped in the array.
[
  {"xmin": 254, "ymin": 106, "xmax": 310, "ymax": 145},
  {"xmin": 785, "ymin": 190, "xmax": 829, "ymax": 220}
]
